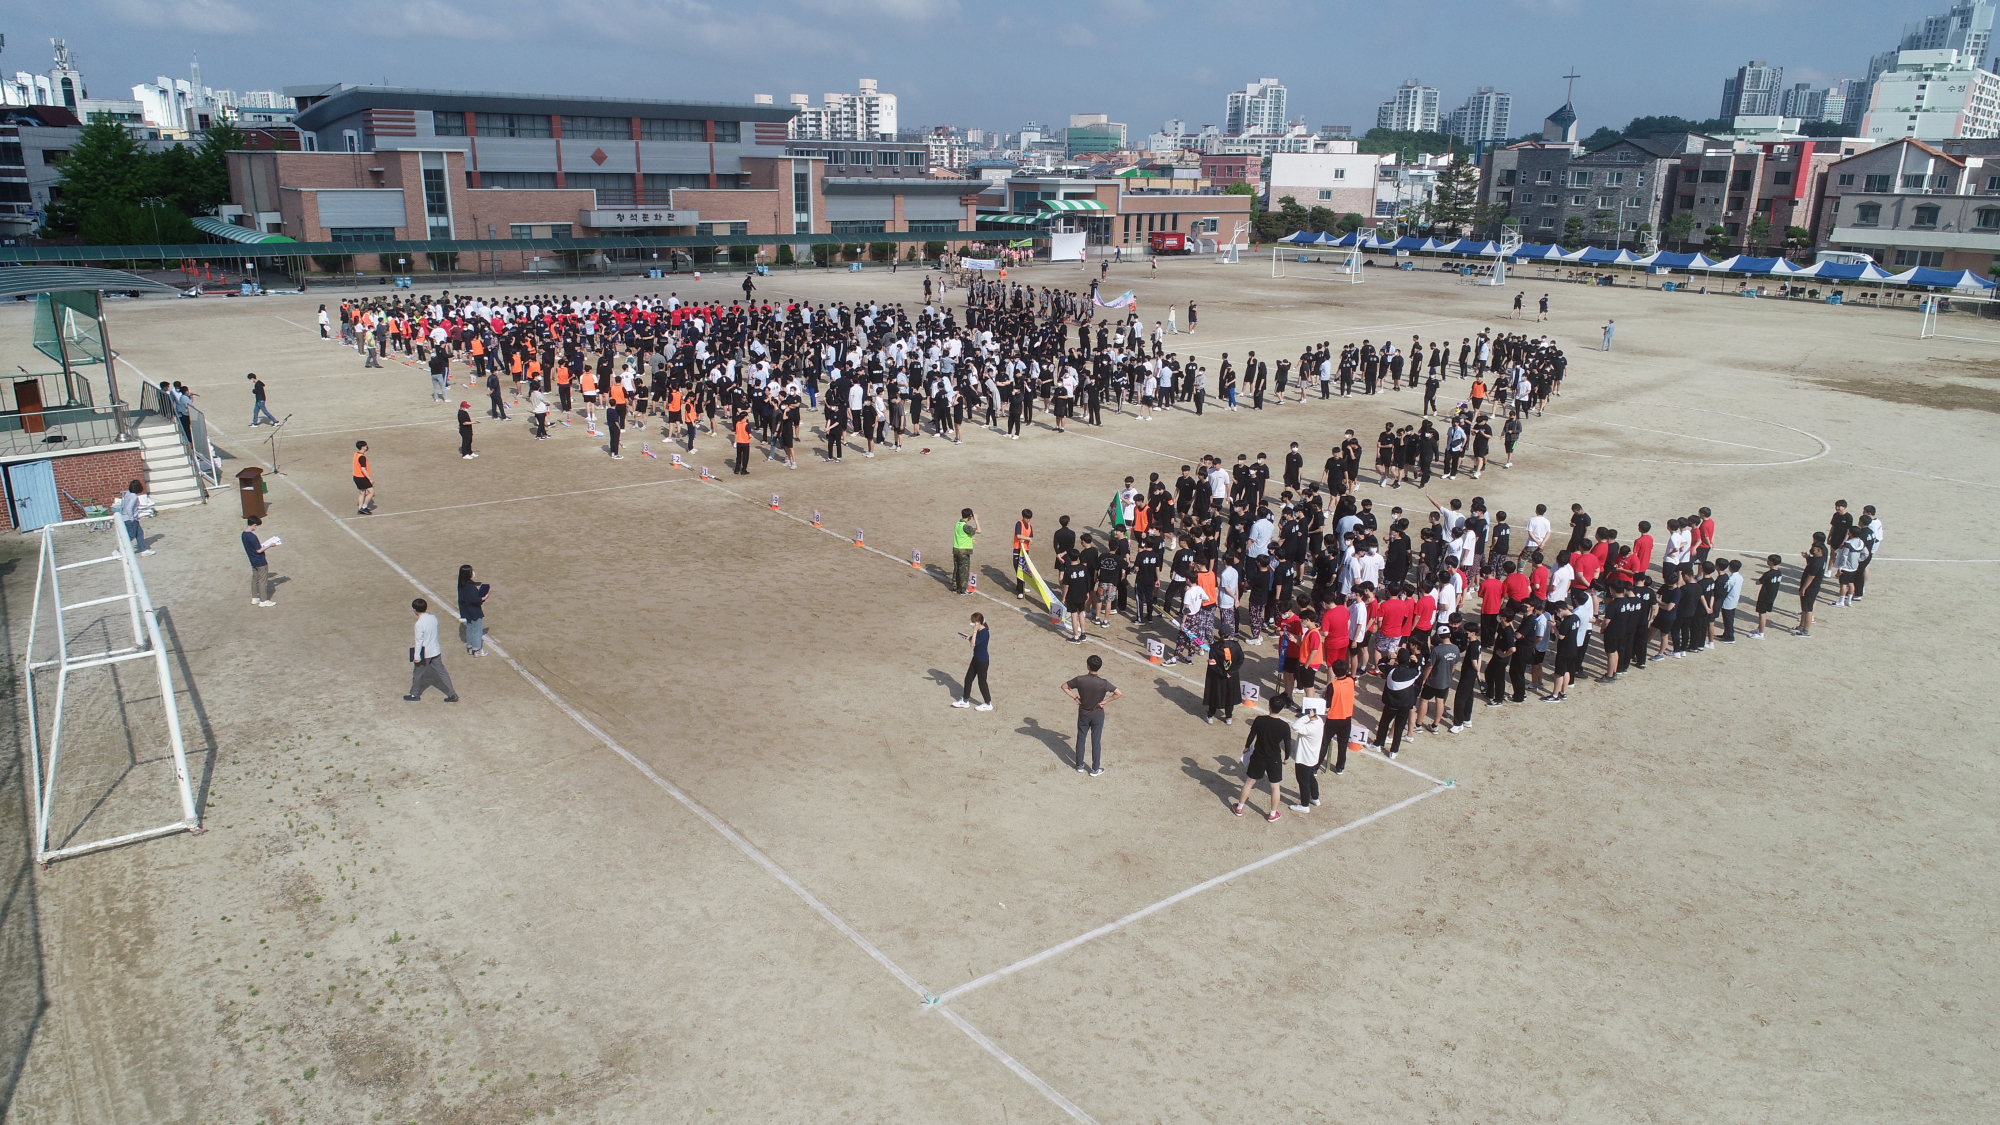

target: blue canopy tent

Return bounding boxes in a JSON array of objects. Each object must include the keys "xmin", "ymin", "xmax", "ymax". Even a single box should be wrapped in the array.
[
  {"xmin": 1574, "ymin": 246, "xmax": 1640, "ymax": 265},
  {"xmin": 1885, "ymin": 266, "xmax": 1998, "ymax": 290},
  {"xmin": 1511, "ymin": 243, "xmax": 1568, "ymax": 260},
  {"xmin": 1279, "ymin": 230, "xmax": 1318, "ymax": 244},
  {"xmin": 1787, "ymin": 259, "xmax": 1893, "ymax": 281},
  {"xmin": 1440, "ymin": 239, "xmax": 1500, "ymax": 256},
  {"xmin": 1632, "ymin": 251, "xmax": 1722, "ymax": 269},
  {"xmin": 1709, "ymin": 255, "xmax": 1796, "ymax": 275}
]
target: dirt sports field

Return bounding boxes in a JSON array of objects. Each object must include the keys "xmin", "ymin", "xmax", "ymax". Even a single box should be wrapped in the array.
[{"xmin": 1, "ymin": 257, "xmax": 1994, "ymax": 1125}]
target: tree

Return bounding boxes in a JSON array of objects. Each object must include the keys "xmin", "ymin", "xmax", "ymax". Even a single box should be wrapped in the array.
[
  {"xmin": 1426, "ymin": 154, "xmax": 1481, "ymax": 237},
  {"xmin": 188, "ymin": 123, "xmax": 246, "ymax": 212},
  {"xmin": 1747, "ymin": 216, "xmax": 1770, "ymax": 249},
  {"xmin": 1663, "ymin": 211, "xmax": 1697, "ymax": 249},
  {"xmin": 1590, "ymin": 209, "xmax": 1617, "ymax": 244},
  {"xmin": 1561, "ymin": 215, "xmax": 1587, "ymax": 249},
  {"xmin": 1306, "ymin": 205, "xmax": 1338, "ymax": 233},
  {"xmin": 1358, "ymin": 127, "xmax": 1457, "ymax": 164},
  {"xmin": 1337, "ymin": 211, "xmax": 1365, "ymax": 234},
  {"xmin": 1582, "ymin": 126, "xmax": 1624, "ymax": 151},
  {"xmin": 1783, "ymin": 225, "xmax": 1811, "ymax": 257},
  {"xmin": 46, "ymin": 117, "xmax": 153, "ymax": 235},
  {"xmin": 1703, "ymin": 224, "xmax": 1731, "ymax": 255},
  {"xmin": 1799, "ymin": 120, "xmax": 1849, "ymax": 137}
]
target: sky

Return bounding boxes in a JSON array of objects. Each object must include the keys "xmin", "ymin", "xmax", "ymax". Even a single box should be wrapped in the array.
[{"xmin": 4, "ymin": 0, "xmax": 1974, "ymax": 138}]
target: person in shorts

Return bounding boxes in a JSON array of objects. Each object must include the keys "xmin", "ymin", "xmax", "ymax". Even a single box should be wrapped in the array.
[
  {"xmin": 1234, "ymin": 711, "xmax": 1293, "ymax": 821},
  {"xmin": 1753, "ymin": 553, "xmax": 1783, "ymax": 639},
  {"xmin": 352, "ymin": 440, "xmax": 375, "ymax": 515}
]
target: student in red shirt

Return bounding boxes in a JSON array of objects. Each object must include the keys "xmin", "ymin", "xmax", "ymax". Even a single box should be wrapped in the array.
[
  {"xmin": 1529, "ymin": 553, "xmax": 1550, "ymax": 602},
  {"xmin": 1503, "ymin": 560, "xmax": 1531, "ymax": 605},
  {"xmin": 1693, "ymin": 507, "xmax": 1715, "ymax": 566},
  {"xmin": 1375, "ymin": 584, "xmax": 1417, "ymax": 672},
  {"xmin": 1478, "ymin": 571, "xmax": 1506, "ymax": 647},
  {"xmin": 1630, "ymin": 521, "xmax": 1655, "ymax": 576}
]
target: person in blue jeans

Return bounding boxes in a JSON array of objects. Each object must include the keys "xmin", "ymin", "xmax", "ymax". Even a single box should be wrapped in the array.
[
  {"xmin": 1060, "ymin": 655, "xmax": 1122, "ymax": 776},
  {"xmin": 457, "ymin": 564, "xmax": 491, "ymax": 657},
  {"xmin": 116, "ymin": 480, "xmax": 153, "ymax": 555},
  {"xmin": 248, "ymin": 373, "xmax": 279, "ymax": 426}
]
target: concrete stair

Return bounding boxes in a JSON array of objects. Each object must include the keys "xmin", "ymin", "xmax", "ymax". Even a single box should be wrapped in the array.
[{"xmin": 136, "ymin": 419, "xmax": 206, "ymax": 510}]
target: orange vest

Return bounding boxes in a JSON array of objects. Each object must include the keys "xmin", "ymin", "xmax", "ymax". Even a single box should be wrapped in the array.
[
  {"xmin": 734, "ymin": 417, "xmax": 750, "ymax": 443},
  {"xmin": 470, "ymin": 337, "xmax": 485, "ymax": 356},
  {"xmin": 510, "ymin": 352, "xmax": 523, "ymax": 374},
  {"xmin": 668, "ymin": 389, "xmax": 683, "ymax": 413},
  {"xmin": 580, "ymin": 372, "xmax": 597, "ymax": 395},
  {"xmin": 609, "ymin": 382, "xmax": 627, "ymax": 406},
  {"xmin": 1195, "ymin": 571, "xmax": 1217, "ymax": 606},
  {"xmin": 1013, "ymin": 519, "xmax": 1033, "ymax": 551},
  {"xmin": 351, "ymin": 451, "xmax": 369, "ymax": 480},
  {"xmin": 1326, "ymin": 676, "xmax": 1355, "ymax": 719}
]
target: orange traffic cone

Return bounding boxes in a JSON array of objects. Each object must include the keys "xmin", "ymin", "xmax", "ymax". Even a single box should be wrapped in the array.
[
  {"xmin": 770, "ymin": 493, "xmax": 780, "ymax": 511},
  {"xmin": 910, "ymin": 548, "xmax": 922, "ymax": 569},
  {"xmin": 811, "ymin": 510, "xmax": 821, "ymax": 528},
  {"xmin": 966, "ymin": 573, "xmax": 977, "ymax": 593},
  {"xmin": 854, "ymin": 528, "xmax": 864, "ymax": 547}
]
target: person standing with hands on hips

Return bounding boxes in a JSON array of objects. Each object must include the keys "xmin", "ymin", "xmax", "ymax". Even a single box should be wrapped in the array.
[
  {"xmin": 952, "ymin": 508, "xmax": 980, "ymax": 595},
  {"xmin": 953, "ymin": 612, "xmax": 993, "ymax": 710},
  {"xmin": 241, "ymin": 516, "xmax": 278, "ymax": 606},
  {"xmin": 1061, "ymin": 654, "xmax": 1121, "ymax": 776},
  {"xmin": 404, "ymin": 598, "xmax": 459, "ymax": 702}
]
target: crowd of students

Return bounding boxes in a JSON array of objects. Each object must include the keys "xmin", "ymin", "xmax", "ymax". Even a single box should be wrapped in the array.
[{"xmin": 320, "ymin": 279, "xmax": 1883, "ymax": 822}]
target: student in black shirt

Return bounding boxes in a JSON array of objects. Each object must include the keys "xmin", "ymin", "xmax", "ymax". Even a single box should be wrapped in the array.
[
  {"xmin": 1134, "ymin": 537, "xmax": 1163, "ymax": 623},
  {"xmin": 1059, "ymin": 552, "xmax": 1093, "ymax": 644},
  {"xmin": 1753, "ymin": 553, "xmax": 1783, "ymax": 638}
]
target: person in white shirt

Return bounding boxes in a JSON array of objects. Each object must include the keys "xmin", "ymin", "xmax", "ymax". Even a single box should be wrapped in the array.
[
  {"xmin": 1547, "ymin": 556, "xmax": 1574, "ymax": 604},
  {"xmin": 1524, "ymin": 505, "xmax": 1552, "ymax": 560},
  {"xmin": 404, "ymin": 598, "xmax": 458, "ymax": 702},
  {"xmin": 1217, "ymin": 559, "xmax": 1240, "ymax": 639}
]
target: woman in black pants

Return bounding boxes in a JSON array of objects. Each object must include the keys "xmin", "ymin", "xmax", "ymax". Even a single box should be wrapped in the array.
[{"xmin": 1484, "ymin": 611, "xmax": 1517, "ymax": 704}]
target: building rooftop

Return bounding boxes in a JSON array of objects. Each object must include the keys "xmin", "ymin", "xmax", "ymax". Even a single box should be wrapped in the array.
[{"xmin": 295, "ymin": 85, "xmax": 797, "ymax": 132}]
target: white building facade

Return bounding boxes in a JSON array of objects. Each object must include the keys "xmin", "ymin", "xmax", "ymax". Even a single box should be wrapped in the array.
[
  {"xmin": 1448, "ymin": 88, "xmax": 1512, "ymax": 144},
  {"xmin": 1861, "ymin": 49, "xmax": 2000, "ymax": 140},
  {"xmin": 787, "ymin": 79, "xmax": 897, "ymax": 141},
  {"xmin": 1226, "ymin": 78, "xmax": 1287, "ymax": 135},
  {"xmin": 1377, "ymin": 81, "xmax": 1441, "ymax": 133}
]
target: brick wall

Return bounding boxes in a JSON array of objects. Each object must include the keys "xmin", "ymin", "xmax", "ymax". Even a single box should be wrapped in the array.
[{"xmin": 1, "ymin": 446, "xmax": 147, "ymax": 530}]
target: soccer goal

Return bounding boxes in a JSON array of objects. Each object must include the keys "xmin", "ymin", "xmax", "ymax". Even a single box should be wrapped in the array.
[
  {"xmin": 1917, "ymin": 293, "xmax": 2000, "ymax": 343},
  {"xmin": 21, "ymin": 515, "xmax": 201, "ymax": 864}
]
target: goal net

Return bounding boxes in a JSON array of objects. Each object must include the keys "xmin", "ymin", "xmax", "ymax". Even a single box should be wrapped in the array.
[{"xmin": 1917, "ymin": 292, "xmax": 2000, "ymax": 343}]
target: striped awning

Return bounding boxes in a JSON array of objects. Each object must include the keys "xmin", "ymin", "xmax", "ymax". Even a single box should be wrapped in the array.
[
  {"xmin": 979, "ymin": 214, "xmax": 1042, "ymax": 225},
  {"xmin": 0, "ymin": 266, "xmax": 185, "ymax": 299},
  {"xmin": 1038, "ymin": 199, "xmax": 1108, "ymax": 212},
  {"xmin": 191, "ymin": 216, "xmax": 297, "ymax": 245}
]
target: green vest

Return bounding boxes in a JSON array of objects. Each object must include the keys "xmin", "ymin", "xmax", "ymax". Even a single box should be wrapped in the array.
[{"xmin": 953, "ymin": 520, "xmax": 975, "ymax": 550}]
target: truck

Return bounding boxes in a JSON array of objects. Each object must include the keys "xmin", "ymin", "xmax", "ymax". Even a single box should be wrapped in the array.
[{"xmin": 1148, "ymin": 231, "xmax": 1188, "ymax": 254}]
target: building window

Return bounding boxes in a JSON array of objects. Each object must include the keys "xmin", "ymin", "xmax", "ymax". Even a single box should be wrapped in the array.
[
  {"xmin": 644, "ymin": 173, "xmax": 709, "ymax": 192},
  {"xmin": 1934, "ymin": 174, "xmax": 1955, "ymax": 191},
  {"xmin": 1728, "ymin": 196, "xmax": 1744, "ymax": 211},
  {"xmin": 850, "ymin": 151, "xmax": 874, "ymax": 166},
  {"xmin": 829, "ymin": 220, "xmax": 886, "ymax": 234},
  {"xmin": 562, "ymin": 115, "xmax": 630, "ymax": 140},
  {"xmin": 793, "ymin": 168, "xmax": 811, "ymax": 234},
  {"xmin": 641, "ymin": 118, "xmax": 706, "ymax": 142},
  {"xmin": 1913, "ymin": 204, "xmax": 1940, "ymax": 228},
  {"xmin": 1837, "ymin": 173, "xmax": 1855, "ymax": 186},
  {"xmin": 905, "ymin": 152, "xmax": 925, "ymax": 166},
  {"xmin": 432, "ymin": 112, "xmax": 466, "ymax": 136},
  {"xmin": 1500, "ymin": 169, "xmax": 1516, "ymax": 185},
  {"xmin": 422, "ymin": 167, "xmax": 450, "ymax": 234},
  {"xmin": 1772, "ymin": 170, "xmax": 1792, "ymax": 186},
  {"xmin": 1318, "ymin": 189, "xmax": 1332, "ymax": 200},
  {"xmin": 549, "ymin": 223, "xmax": 573, "ymax": 239},
  {"xmin": 473, "ymin": 113, "xmax": 552, "ymax": 138},
  {"xmin": 1893, "ymin": 248, "xmax": 1945, "ymax": 267},
  {"xmin": 41, "ymin": 148, "xmax": 67, "ymax": 165},
  {"xmin": 1678, "ymin": 194, "xmax": 1694, "ymax": 209},
  {"xmin": 1607, "ymin": 171, "xmax": 1625, "ymax": 185},
  {"xmin": 1682, "ymin": 168, "xmax": 1699, "ymax": 183},
  {"xmin": 1569, "ymin": 170, "xmax": 1591, "ymax": 186},
  {"xmin": 1618, "ymin": 150, "xmax": 1635, "ymax": 162},
  {"xmin": 477, "ymin": 171, "xmax": 557, "ymax": 190},
  {"xmin": 907, "ymin": 219, "xmax": 960, "ymax": 233},
  {"xmin": 510, "ymin": 224, "xmax": 533, "ymax": 239},
  {"xmin": 1536, "ymin": 170, "xmax": 1552, "ymax": 183},
  {"xmin": 1596, "ymin": 196, "xmax": 1611, "ymax": 208},
  {"xmin": 1864, "ymin": 174, "xmax": 1893, "ymax": 192},
  {"xmin": 1725, "ymin": 222, "xmax": 1740, "ymax": 236},
  {"xmin": 1730, "ymin": 170, "xmax": 1752, "ymax": 190},
  {"xmin": 826, "ymin": 151, "xmax": 847, "ymax": 166},
  {"xmin": 1701, "ymin": 169, "xmax": 1726, "ymax": 183},
  {"xmin": 1987, "ymin": 174, "xmax": 2000, "ymax": 191},
  {"xmin": 565, "ymin": 172, "xmax": 629, "ymax": 191},
  {"xmin": 1497, "ymin": 191, "xmax": 1512, "ymax": 203},
  {"xmin": 1571, "ymin": 194, "xmax": 1584, "ymax": 205},
  {"xmin": 1854, "ymin": 203, "xmax": 1881, "ymax": 225},
  {"xmin": 1539, "ymin": 216, "xmax": 1555, "ymax": 228},
  {"xmin": 1901, "ymin": 173, "xmax": 1926, "ymax": 189},
  {"xmin": 329, "ymin": 227, "xmax": 396, "ymax": 242},
  {"xmin": 1978, "ymin": 208, "xmax": 2000, "ymax": 229},
  {"xmin": 1626, "ymin": 220, "xmax": 1640, "ymax": 230},
  {"xmin": 712, "ymin": 121, "xmax": 740, "ymax": 143},
  {"xmin": 1333, "ymin": 168, "xmax": 1346, "ymax": 179}
]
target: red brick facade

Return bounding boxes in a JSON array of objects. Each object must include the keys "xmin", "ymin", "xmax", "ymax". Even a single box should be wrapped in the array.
[{"xmin": 1, "ymin": 446, "xmax": 148, "ymax": 530}]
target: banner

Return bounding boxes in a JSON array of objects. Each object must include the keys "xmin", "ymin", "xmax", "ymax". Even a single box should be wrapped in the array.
[
  {"xmin": 962, "ymin": 258, "xmax": 1000, "ymax": 270},
  {"xmin": 1049, "ymin": 231, "xmax": 1087, "ymax": 262},
  {"xmin": 1008, "ymin": 239, "xmax": 1034, "ymax": 248},
  {"xmin": 1019, "ymin": 554, "xmax": 1060, "ymax": 623},
  {"xmin": 1093, "ymin": 289, "xmax": 1136, "ymax": 310}
]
